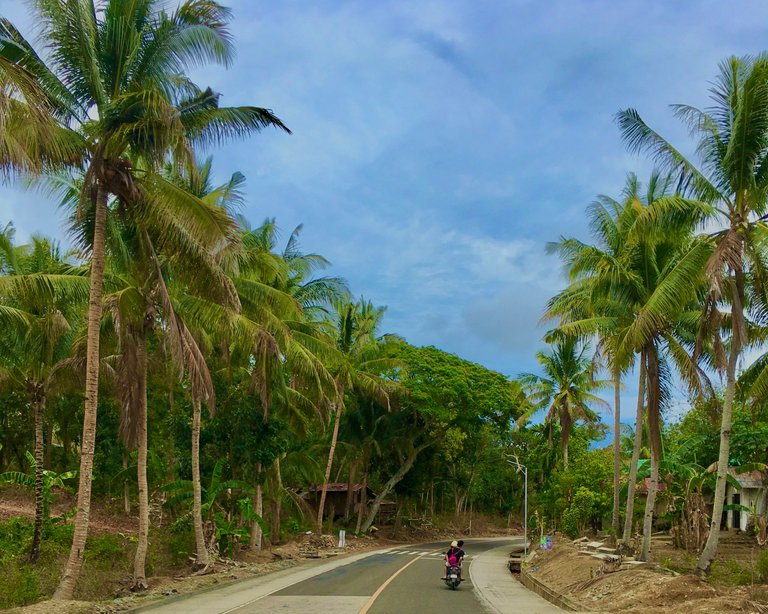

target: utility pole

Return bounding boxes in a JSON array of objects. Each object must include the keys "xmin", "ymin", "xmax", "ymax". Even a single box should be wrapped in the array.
[{"xmin": 507, "ymin": 458, "xmax": 528, "ymax": 558}]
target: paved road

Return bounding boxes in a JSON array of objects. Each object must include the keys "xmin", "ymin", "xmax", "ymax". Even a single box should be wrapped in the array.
[
  {"xmin": 253, "ymin": 539, "xmax": 503, "ymax": 613},
  {"xmin": 137, "ymin": 537, "xmax": 565, "ymax": 614}
]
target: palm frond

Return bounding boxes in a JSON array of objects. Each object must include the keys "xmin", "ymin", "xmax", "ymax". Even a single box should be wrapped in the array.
[{"xmin": 616, "ymin": 108, "xmax": 723, "ymax": 202}]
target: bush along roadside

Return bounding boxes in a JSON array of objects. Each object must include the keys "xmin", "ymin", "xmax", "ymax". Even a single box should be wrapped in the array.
[{"xmin": 0, "ymin": 516, "xmax": 195, "ymax": 608}]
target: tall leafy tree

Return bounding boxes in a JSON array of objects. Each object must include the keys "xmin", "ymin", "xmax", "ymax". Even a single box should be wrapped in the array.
[
  {"xmin": 617, "ymin": 54, "xmax": 768, "ymax": 571},
  {"xmin": 376, "ymin": 343, "xmax": 526, "ymax": 530},
  {"xmin": 104, "ymin": 204, "xmax": 230, "ymax": 585},
  {"xmin": 179, "ymin": 209, "xmax": 341, "ymax": 549},
  {"xmin": 241, "ymin": 220, "xmax": 344, "ymax": 543}
]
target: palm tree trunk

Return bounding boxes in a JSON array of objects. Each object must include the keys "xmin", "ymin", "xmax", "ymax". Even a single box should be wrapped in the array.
[
  {"xmin": 429, "ymin": 482, "xmax": 435, "ymax": 517},
  {"xmin": 44, "ymin": 414, "xmax": 53, "ymax": 472},
  {"xmin": 123, "ymin": 451, "xmax": 130, "ymax": 515},
  {"xmin": 270, "ymin": 458, "xmax": 283, "ymax": 543},
  {"xmin": 641, "ymin": 347, "xmax": 662, "ymax": 562},
  {"xmin": 132, "ymin": 334, "xmax": 149, "ymax": 590},
  {"xmin": 54, "ymin": 183, "xmax": 108, "ymax": 600},
  {"xmin": 640, "ymin": 446, "xmax": 659, "ymax": 561},
  {"xmin": 30, "ymin": 389, "xmax": 45, "ymax": 563},
  {"xmin": 558, "ymin": 399, "xmax": 573, "ymax": 471},
  {"xmin": 612, "ymin": 372, "xmax": 621, "ymax": 538},
  {"xmin": 249, "ymin": 462, "xmax": 263, "ymax": 551},
  {"xmin": 191, "ymin": 396, "xmax": 210, "ymax": 568},
  {"xmin": 622, "ymin": 354, "xmax": 646, "ymax": 545},
  {"xmin": 316, "ymin": 401, "xmax": 343, "ymax": 534},
  {"xmin": 698, "ymin": 278, "xmax": 743, "ymax": 574},
  {"xmin": 561, "ymin": 406, "xmax": 572, "ymax": 471}
]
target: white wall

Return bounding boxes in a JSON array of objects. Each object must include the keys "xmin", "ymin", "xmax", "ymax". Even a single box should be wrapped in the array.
[{"xmin": 726, "ymin": 487, "xmax": 765, "ymax": 531}]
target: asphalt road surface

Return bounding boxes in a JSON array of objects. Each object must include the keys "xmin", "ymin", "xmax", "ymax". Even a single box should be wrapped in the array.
[
  {"xmin": 140, "ymin": 537, "xmax": 529, "ymax": 614},
  {"xmin": 247, "ymin": 538, "xmax": 508, "ymax": 613}
]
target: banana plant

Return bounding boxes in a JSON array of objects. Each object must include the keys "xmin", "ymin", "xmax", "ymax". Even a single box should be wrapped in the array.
[
  {"xmin": 0, "ymin": 450, "xmax": 77, "ymax": 522},
  {"xmin": 162, "ymin": 459, "xmax": 254, "ymax": 559}
]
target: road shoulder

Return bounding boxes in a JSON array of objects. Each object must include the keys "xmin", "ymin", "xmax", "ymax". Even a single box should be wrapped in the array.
[{"xmin": 471, "ymin": 544, "xmax": 565, "ymax": 614}]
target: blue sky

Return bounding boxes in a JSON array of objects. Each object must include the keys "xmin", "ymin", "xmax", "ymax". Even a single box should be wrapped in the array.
[{"xmin": 3, "ymin": 0, "xmax": 768, "ymax": 423}]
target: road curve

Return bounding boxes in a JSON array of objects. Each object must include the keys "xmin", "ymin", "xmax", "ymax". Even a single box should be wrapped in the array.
[{"xmin": 135, "ymin": 537, "xmax": 562, "ymax": 614}]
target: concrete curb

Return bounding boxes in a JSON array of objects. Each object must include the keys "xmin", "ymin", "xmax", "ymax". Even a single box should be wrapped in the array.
[{"xmin": 520, "ymin": 565, "xmax": 584, "ymax": 612}]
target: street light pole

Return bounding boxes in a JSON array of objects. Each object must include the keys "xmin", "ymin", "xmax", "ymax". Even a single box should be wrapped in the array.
[{"xmin": 507, "ymin": 459, "xmax": 528, "ymax": 557}]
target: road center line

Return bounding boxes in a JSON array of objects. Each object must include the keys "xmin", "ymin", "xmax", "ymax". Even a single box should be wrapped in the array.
[{"xmin": 358, "ymin": 550, "xmax": 435, "ymax": 614}]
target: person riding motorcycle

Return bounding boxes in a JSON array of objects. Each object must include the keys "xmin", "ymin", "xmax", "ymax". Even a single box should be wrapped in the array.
[
  {"xmin": 454, "ymin": 540, "xmax": 466, "ymax": 581},
  {"xmin": 443, "ymin": 539, "xmax": 465, "ymax": 581}
]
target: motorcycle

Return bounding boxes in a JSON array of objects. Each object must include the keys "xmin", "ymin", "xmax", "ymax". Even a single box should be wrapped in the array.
[{"xmin": 443, "ymin": 563, "xmax": 461, "ymax": 590}]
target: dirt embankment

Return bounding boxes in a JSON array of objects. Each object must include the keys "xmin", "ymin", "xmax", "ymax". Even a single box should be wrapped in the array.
[{"xmin": 525, "ymin": 536, "xmax": 768, "ymax": 613}]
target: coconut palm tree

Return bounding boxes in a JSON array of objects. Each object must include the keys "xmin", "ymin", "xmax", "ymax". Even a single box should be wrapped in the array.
[
  {"xmin": 231, "ymin": 221, "xmax": 342, "ymax": 543},
  {"xmin": 616, "ymin": 54, "xmax": 768, "ymax": 572},
  {"xmin": 545, "ymin": 176, "xmax": 646, "ymax": 537},
  {"xmin": 249, "ymin": 221, "xmax": 345, "ymax": 543},
  {"xmin": 0, "ymin": 229, "xmax": 88, "ymax": 562},
  {"xmin": 174, "ymin": 202, "xmax": 343, "ymax": 552},
  {"xmin": 164, "ymin": 168, "xmax": 333, "ymax": 552},
  {"xmin": 0, "ymin": 21, "xmax": 82, "ymax": 176},
  {"xmin": 547, "ymin": 173, "xmax": 713, "ymax": 558},
  {"xmin": 547, "ymin": 172, "xmax": 678, "ymax": 541},
  {"xmin": 519, "ymin": 338, "xmax": 609, "ymax": 470},
  {"xmin": 104, "ymin": 211, "xmax": 230, "ymax": 585},
  {"xmin": 315, "ymin": 298, "xmax": 401, "ymax": 533},
  {"xmin": 0, "ymin": 1, "xmax": 290, "ymax": 597},
  {"xmin": 50, "ymin": 154, "xmax": 239, "ymax": 580}
]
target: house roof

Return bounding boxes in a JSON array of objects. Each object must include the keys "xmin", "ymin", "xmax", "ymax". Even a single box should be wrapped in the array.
[
  {"xmin": 728, "ymin": 469, "xmax": 766, "ymax": 489},
  {"xmin": 298, "ymin": 483, "xmax": 396, "ymax": 505},
  {"xmin": 636, "ymin": 478, "xmax": 668, "ymax": 494},
  {"xmin": 302, "ymin": 483, "xmax": 368, "ymax": 493}
]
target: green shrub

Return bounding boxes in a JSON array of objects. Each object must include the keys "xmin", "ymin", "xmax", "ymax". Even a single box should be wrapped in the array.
[
  {"xmin": 166, "ymin": 527, "xmax": 195, "ymax": 565},
  {"xmin": 562, "ymin": 487, "xmax": 596, "ymax": 538},
  {"xmin": 0, "ymin": 563, "xmax": 40, "ymax": 608},
  {"xmin": 710, "ymin": 559, "xmax": 753, "ymax": 586},
  {"xmin": 756, "ymin": 549, "xmax": 768, "ymax": 582},
  {"xmin": 169, "ymin": 514, "xmax": 192, "ymax": 533},
  {"xmin": 0, "ymin": 517, "xmax": 32, "ymax": 555},
  {"xmin": 286, "ymin": 517, "xmax": 301, "ymax": 534},
  {"xmin": 87, "ymin": 534, "xmax": 122, "ymax": 559},
  {"xmin": 42, "ymin": 519, "xmax": 74, "ymax": 544},
  {"xmin": 0, "ymin": 519, "xmax": 48, "ymax": 608}
]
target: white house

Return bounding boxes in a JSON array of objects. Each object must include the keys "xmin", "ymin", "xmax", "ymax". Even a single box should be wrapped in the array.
[{"xmin": 725, "ymin": 470, "xmax": 766, "ymax": 532}]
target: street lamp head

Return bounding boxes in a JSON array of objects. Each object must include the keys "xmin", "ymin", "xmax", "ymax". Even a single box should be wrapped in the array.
[{"xmin": 505, "ymin": 458, "xmax": 526, "ymax": 474}]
